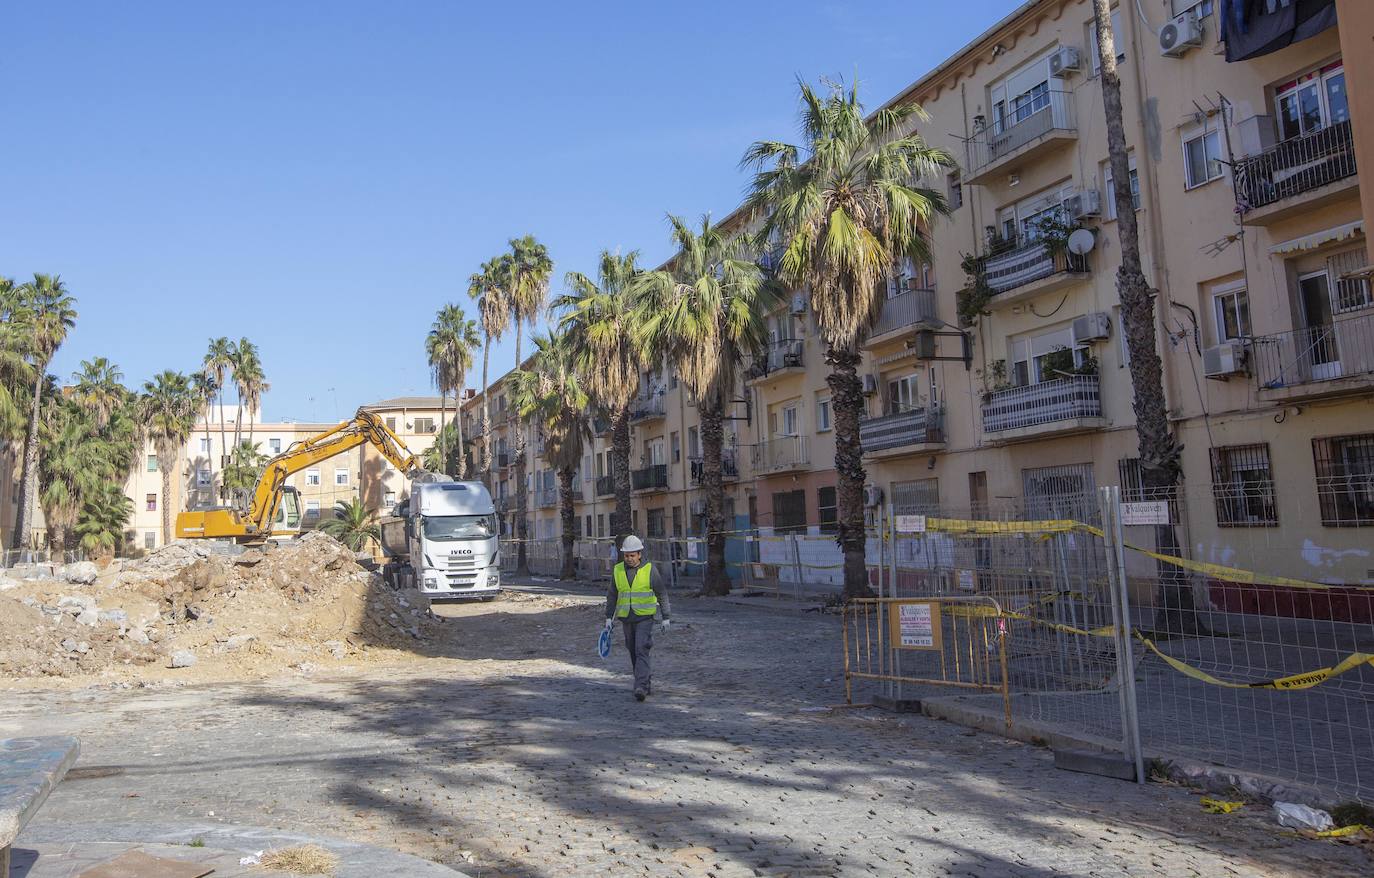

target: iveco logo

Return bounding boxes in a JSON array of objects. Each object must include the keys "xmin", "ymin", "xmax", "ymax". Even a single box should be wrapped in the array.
[{"xmin": 452, "ymin": 549, "xmax": 474, "ymax": 555}]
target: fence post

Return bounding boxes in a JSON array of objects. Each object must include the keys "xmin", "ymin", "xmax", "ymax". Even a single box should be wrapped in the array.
[
  {"xmin": 789, "ymin": 532, "xmax": 804, "ymax": 604},
  {"xmin": 1099, "ymin": 486, "xmax": 1145, "ymax": 784}
]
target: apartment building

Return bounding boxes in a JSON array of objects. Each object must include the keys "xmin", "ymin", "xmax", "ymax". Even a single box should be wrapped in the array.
[{"xmin": 358, "ymin": 396, "xmax": 456, "ymax": 514}]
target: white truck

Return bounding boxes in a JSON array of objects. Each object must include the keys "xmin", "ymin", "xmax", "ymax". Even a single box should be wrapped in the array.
[{"xmin": 380, "ymin": 480, "xmax": 501, "ymax": 601}]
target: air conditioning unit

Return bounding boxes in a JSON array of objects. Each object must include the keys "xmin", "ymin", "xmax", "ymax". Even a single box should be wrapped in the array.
[
  {"xmin": 863, "ymin": 486, "xmax": 884, "ymax": 508},
  {"xmin": 1159, "ymin": 11, "xmax": 1203, "ymax": 57},
  {"xmin": 911, "ymin": 329, "xmax": 938, "ymax": 360},
  {"xmin": 1203, "ymin": 342, "xmax": 1247, "ymax": 379},
  {"xmin": 862, "ymin": 374, "xmax": 879, "ymax": 395},
  {"xmin": 1072, "ymin": 312, "xmax": 1112, "ymax": 345},
  {"xmin": 790, "ymin": 293, "xmax": 807, "ymax": 315},
  {"xmin": 1049, "ymin": 46, "xmax": 1081, "ymax": 78},
  {"xmin": 1065, "ymin": 188, "xmax": 1102, "ymax": 220}
]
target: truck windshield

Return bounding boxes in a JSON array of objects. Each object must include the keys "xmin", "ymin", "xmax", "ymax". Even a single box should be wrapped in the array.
[{"xmin": 422, "ymin": 514, "xmax": 497, "ymax": 541}]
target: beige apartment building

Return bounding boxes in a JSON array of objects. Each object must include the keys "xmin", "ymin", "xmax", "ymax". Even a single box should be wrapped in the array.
[{"xmin": 460, "ymin": 0, "xmax": 1372, "ymax": 590}]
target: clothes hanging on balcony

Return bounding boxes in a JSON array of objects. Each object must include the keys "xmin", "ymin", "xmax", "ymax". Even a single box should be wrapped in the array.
[{"xmin": 1220, "ymin": 0, "xmax": 1337, "ymax": 63}]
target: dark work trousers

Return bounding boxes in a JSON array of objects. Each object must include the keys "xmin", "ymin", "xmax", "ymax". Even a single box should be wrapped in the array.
[{"xmin": 620, "ymin": 615, "xmax": 655, "ymax": 693}]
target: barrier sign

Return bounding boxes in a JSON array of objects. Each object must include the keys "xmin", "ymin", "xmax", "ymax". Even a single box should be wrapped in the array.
[
  {"xmin": 895, "ymin": 514, "xmax": 927, "ymax": 533},
  {"xmin": 1121, "ymin": 501, "xmax": 1171, "ymax": 526},
  {"xmin": 890, "ymin": 600, "xmax": 943, "ymax": 650}
]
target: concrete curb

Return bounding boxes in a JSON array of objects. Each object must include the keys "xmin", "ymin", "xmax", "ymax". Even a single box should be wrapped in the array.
[{"xmin": 17, "ymin": 822, "xmax": 468, "ymax": 877}]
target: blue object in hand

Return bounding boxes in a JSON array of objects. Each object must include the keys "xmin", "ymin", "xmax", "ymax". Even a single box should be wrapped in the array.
[{"xmin": 597, "ymin": 628, "xmax": 612, "ymax": 659}]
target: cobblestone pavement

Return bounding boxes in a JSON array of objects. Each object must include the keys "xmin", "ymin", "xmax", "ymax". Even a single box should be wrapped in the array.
[{"xmin": 5, "ymin": 579, "xmax": 1369, "ymax": 877}]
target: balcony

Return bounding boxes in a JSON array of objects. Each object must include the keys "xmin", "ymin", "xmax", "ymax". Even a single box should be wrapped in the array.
[
  {"xmin": 629, "ymin": 394, "xmax": 667, "ymax": 424},
  {"xmin": 496, "ymin": 451, "xmax": 511, "ymax": 469},
  {"xmin": 751, "ymin": 436, "xmax": 810, "ymax": 475},
  {"xmin": 595, "ymin": 475, "xmax": 615, "ymax": 497},
  {"xmin": 537, "ymin": 487, "xmax": 558, "ymax": 509},
  {"xmin": 689, "ymin": 450, "xmax": 740, "ymax": 486},
  {"xmin": 867, "ymin": 287, "xmax": 938, "ymax": 346},
  {"xmin": 980, "ymin": 376, "xmax": 1105, "ymax": 442},
  {"xmin": 631, "ymin": 464, "xmax": 669, "ymax": 491},
  {"xmin": 981, "ymin": 240, "xmax": 1089, "ymax": 305},
  {"xmin": 1252, "ymin": 310, "xmax": 1374, "ymax": 402},
  {"xmin": 967, "ymin": 90, "xmax": 1077, "ymax": 185},
  {"xmin": 1235, "ymin": 121, "xmax": 1358, "ymax": 226},
  {"xmin": 746, "ymin": 338, "xmax": 805, "ymax": 383},
  {"xmin": 860, "ymin": 407, "xmax": 945, "ymax": 459}
]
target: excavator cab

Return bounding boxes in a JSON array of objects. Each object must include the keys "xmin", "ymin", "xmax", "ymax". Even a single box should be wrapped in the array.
[{"xmin": 271, "ymin": 486, "xmax": 303, "ymax": 540}]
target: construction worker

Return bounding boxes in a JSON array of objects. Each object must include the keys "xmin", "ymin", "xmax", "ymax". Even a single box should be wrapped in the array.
[{"xmin": 603, "ymin": 534, "xmax": 671, "ymax": 701}]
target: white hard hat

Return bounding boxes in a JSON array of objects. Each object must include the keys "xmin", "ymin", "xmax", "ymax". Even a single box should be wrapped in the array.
[{"xmin": 620, "ymin": 535, "xmax": 645, "ymax": 552}]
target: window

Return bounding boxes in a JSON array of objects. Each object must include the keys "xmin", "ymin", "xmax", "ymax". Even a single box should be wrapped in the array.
[
  {"xmin": 671, "ymin": 432, "xmax": 681, "ymax": 464},
  {"xmin": 1023, "ymin": 464, "xmax": 1097, "ymax": 521},
  {"xmin": 384, "ymin": 490, "xmax": 396, "ymax": 507},
  {"xmin": 146, "ymin": 493, "xmax": 157, "ymax": 512},
  {"xmin": 1089, "ymin": 9, "xmax": 1125, "ymax": 74},
  {"xmin": 1119, "ymin": 457, "xmax": 1179, "ymax": 518},
  {"xmin": 1275, "ymin": 61, "xmax": 1346, "ymax": 142},
  {"xmin": 777, "ymin": 403, "xmax": 799, "ymax": 436},
  {"xmin": 1010, "ymin": 326, "xmax": 1088, "ymax": 386},
  {"xmin": 817, "ymin": 486, "xmax": 838, "ymax": 534},
  {"xmin": 947, "ymin": 171, "xmax": 963, "ymax": 210},
  {"xmin": 996, "ymin": 184, "xmax": 1075, "ymax": 246},
  {"xmin": 144, "ymin": 531, "xmax": 156, "ymax": 550},
  {"xmin": 1211, "ymin": 281, "xmax": 1252, "ymax": 343},
  {"xmin": 817, "ymin": 397, "xmax": 832, "ymax": 432},
  {"xmin": 671, "ymin": 505, "xmax": 683, "ymax": 537},
  {"xmin": 305, "ymin": 469, "xmax": 321, "ymax": 486},
  {"xmin": 772, "ymin": 489, "xmax": 807, "ymax": 534},
  {"xmin": 585, "ymin": 514, "xmax": 593, "ymax": 537},
  {"xmin": 196, "ymin": 468, "xmax": 211, "ymax": 487},
  {"xmin": 597, "ymin": 514, "xmax": 605, "ymax": 538},
  {"xmin": 385, "ymin": 417, "xmax": 397, "ymax": 431},
  {"xmin": 1210, "ymin": 444, "xmax": 1277, "ymax": 527},
  {"xmin": 688, "ymin": 427, "xmax": 700, "ymax": 458},
  {"xmin": 1329, "ymin": 248, "xmax": 1373, "ymax": 313},
  {"xmin": 269, "ymin": 438, "xmax": 282, "ymax": 454},
  {"xmin": 199, "ymin": 437, "xmax": 210, "ymax": 453},
  {"xmin": 414, "ymin": 418, "xmax": 435, "ymax": 434},
  {"xmin": 147, "ymin": 455, "xmax": 158, "ymax": 472},
  {"xmin": 886, "ymin": 375, "xmax": 921, "ymax": 415},
  {"xmin": 1103, "ymin": 155, "xmax": 1140, "ymax": 220},
  {"xmin": 1183, "ymin": 128, "xmax": 1223, "ymax": 188},
  {"xmin": 583, "ymin": 454, "xmax": 593, "ymax": 482},
  {"xmin": 647, "ymin": 508, "xmax": 665, "ymax": 538},
  {"xmin": 305, "ymin": 499, "xmax": 321, "ymax": 518},
  {"xmin": 989, "ymin": 52, "xmax": 1053, "ymax": 135},
  {"xmin": 1313, "ymin": 434, "xmax": 1374, "ymax": 526},
  {"xmin": 891, "ymin": 479, "xmax": 940, "ymax": 514},
  {"xmin": 335, "ymin": 467, "xmax": 350, "ymax": 486}
]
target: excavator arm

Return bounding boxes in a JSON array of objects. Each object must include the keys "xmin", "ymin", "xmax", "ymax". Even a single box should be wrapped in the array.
[{"xmin": 176, "ymin": 408, "xmax": 428, "ymax": 542}]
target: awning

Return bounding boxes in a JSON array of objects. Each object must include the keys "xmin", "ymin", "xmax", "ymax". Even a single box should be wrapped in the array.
[{"xmin": 1268, "ymin": 220, "xmax": 1364, "ymax": 255}]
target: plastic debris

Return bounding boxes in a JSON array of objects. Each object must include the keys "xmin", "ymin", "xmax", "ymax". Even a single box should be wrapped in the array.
[
  {"xmin": 238, "ymin": 850, "xmax": 264, "ymax": 866},
  {"xmin": 1201, "ymin": 797, "xmax": 1245, "ymax": 814},
  {"xmin": 1274, "ymin": 802, "xmax": 1334, "ymax": 831}
]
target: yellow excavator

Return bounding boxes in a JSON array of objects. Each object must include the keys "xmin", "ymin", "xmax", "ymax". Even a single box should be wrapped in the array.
[{"xmin": 175, "ymin": 407, "xmax": 429, "ymax": 543}]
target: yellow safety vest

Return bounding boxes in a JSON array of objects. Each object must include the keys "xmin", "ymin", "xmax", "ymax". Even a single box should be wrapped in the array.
[{"xmin": 613, "ymin": 562, "xmax": 658, "ymax": 618}]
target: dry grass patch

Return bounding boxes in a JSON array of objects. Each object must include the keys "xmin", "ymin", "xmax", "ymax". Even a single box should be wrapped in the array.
[{"xmin": 258, "ymin": 844, "xmax": 339, "ymax": 875}]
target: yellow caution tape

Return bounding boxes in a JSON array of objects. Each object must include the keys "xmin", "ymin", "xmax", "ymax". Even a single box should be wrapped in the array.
[
  {"xmin": 1316, "ymin": 824, "xmax": 1372, "ymax": 838},
  {"xmin": 1134, "ymin": 635, "xmax": 1374, "ymax": 690},
  {"xmin": 1200, "ymin": 798, "xmax": 1246, "ymax": 814}
]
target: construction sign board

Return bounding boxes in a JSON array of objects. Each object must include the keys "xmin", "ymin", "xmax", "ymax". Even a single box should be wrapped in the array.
[{"xmin": 890, "ymin": 600, "xmax": 943, "ymax": 650}]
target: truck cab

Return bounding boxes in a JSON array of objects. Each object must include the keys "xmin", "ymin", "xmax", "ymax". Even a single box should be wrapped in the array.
[{"xmin": 381, "ymin": 480, "xmax": 500, "ymax": 600}]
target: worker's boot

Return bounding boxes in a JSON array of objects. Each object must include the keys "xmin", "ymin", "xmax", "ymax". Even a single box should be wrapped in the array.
[{"xmin": 633, "ymin": 688, "xmax": 646, "ymax": 702}]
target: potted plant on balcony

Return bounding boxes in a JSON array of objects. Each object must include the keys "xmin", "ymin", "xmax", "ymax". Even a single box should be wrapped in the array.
[
  {"xmin": 959, "ymin": 252, "xmax": 994, "ymax": 328},
  {"xmin": 977, "ymin": 359, "xmax": 1011, "ymax": 403}
]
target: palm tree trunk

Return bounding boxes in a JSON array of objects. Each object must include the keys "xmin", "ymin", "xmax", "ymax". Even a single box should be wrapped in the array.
[
  {"xmin": 481, "ymin": 338, "xmax": 492, "ymax": 490},
  {"xmin": 827, "ymin": 343, "xmax": 873, "ymax": 599},
  {"xmin": 454, "ymin": 401, "xmax": 466, "ymax": 479},
  {"xmin": 699, "ymin": 395, "xmax": 729, "ymax": 596},
  {"xmin": 558, "ymin": 466, "xmax": 576, "ymax": 579},
  {"xmin": 202, "ymin": 415, "xmax": 212, "ymax": 506},
  {"xmin": 611, "ymin": 404, "xmax": 632, "ymax": 546},
  {"xmin": 216, "ymin": 388, "xmax": 228, "ymax": 499},
  {"xmin": 511, "ymin": 328, "xmax": 529, "ymax": 575},
  {"xmin": 1091, "ymin": 0, "xmax": 1191, "ymax": 633},
  {"xmin": 13, "ymin": 366, "xmax": 44, "ymax": 551},
  {"xmin": 160, "ymin": 454, "xmax": 173, "ymax": 547},
  {"xmin": 438, "ymin": 392, "xmax": 448, "ymax": 475}
]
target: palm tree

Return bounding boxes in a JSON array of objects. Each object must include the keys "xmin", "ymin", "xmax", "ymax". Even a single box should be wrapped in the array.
[
  {"xmin": 505, "ymin": 235, "xmax": 553, "ymax": 576},
  {"xmin": 190, "ymin": 372, "xmax": 217, "ymax": 498},
  {"xmin": 553, "ymin": 250, "xmax": 645, "ymax": 545},
  {"xmin": 507, "ymin": 332, "xmax": 590, "ymax": 579},
  {"xmin": 744, "ymin": 79, "xmax": 952, "ymax": 598},
  {"xmin": 320, "ymin": 497, "xmax": 381, "ymax": 551},
  {"xmin": 71, "ymin": 357, "xmax": 125, "ymax": 428},
  {"xmin": 427, "ymin": 304, "xmax": 481, "ymax": 477},
  {"xmin": 12, "ymin": 274, "xmax": 78, "ymax": 551},
  {"xmin": 203, "ymin": 337, "xmax": 236, "ymax": 485},
  {"xmin": 0, "ymin": 278, "xmax": 34, "ymax": 443},
  {"xmin": 232, "ymin": 338, "xmax": 269, "ymax": 448},
  {"xmin": 1089, "ymin": 2, "xmax": 1191, "ymax": 631},
  {"xmin": 469, "ymin": 258, "xmax": 511, "ymax": 487},
  {"xmin": 635, "ymin": 216, "xmax": 779, "ymax": 595},
  {"xmin": 38, "ymin": 397, "xmax": 98, "ymax": 553},
  {"xmin": 222, "ymin": 440, "xmax": 269, "ymax": 495},
  {"xmin": 142, "ymin": 371, "xmax": 198, "ymax": 546},
  {"xmin": 75, "ymin": 483, "xmax": 133, "ymax": 559}
]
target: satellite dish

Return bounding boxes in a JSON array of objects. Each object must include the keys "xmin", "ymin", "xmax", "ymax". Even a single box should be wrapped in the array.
[{"xmin": 1067, "ymin": 229, "xmax": 1096, "ymax": 256}]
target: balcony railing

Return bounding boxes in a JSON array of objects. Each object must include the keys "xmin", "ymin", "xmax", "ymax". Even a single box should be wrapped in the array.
[
  {"xmin": 595, "ymin": 475, "xmax": 615, "ymax": 497},
  {"xmin": 983, "ymin": 240, "xmax": 1088, "ymax": 296},
  {"xmin": 870, "ymin": 287, "xmax": 938, "ymax": 338},
  {"xmin": 1252, "ymin": 310, "xmax": 1374, "ymax": 391},
  {"xmin": 860, "ymin": 406, "xmax": 944, "ymax": 453},
  {"xmin": 1235, "ymin": 120, "xmax": 1357, "ymax": 213},
  {"xmin": 748, "ymin": 338, "xmax": 805, "ymax": 380},
  {"xmin": 689, "ymin": 450, "xmax": 740, "ymax": 485},
  {"xmin": 970, "ymin": 90, "xmax": 1076, "ymax": 176},
  {"xmin": 629, "ymin": 394, "xmax": 667, "ymax": 422},
  {"xmin": 537, "ymin": 487, "xmax": 557, "ymax": 509},
  {"xmin": 631, "ymin": 464, "xmax": 669, "ymax": 491},
  {"xmin": 751, "ymin": 436, "xmax": 810, "ymax": 472},
  {"xmin": 981, "ymin": 376, "xmax": 1102, "ymax": 433}
]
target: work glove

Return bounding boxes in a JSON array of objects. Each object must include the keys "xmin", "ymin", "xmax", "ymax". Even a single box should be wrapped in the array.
[
  {"xmin": 604, "ymin": 618, "xmax": 614, "ymax": 632},
  {"xmin": 660, "ymin": 619, "xmax": 671, "ymax": 633}
]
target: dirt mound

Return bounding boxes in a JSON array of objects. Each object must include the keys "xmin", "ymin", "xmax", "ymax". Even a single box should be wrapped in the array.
[{"xmin": 0, "ymin": 531, "xmax": 441, "ymax": 684}]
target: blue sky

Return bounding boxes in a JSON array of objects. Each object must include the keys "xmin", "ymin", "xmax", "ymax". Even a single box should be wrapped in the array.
[{"xmin": 4, "ymin": 1, "xmax": 1008, "ymax": 422}]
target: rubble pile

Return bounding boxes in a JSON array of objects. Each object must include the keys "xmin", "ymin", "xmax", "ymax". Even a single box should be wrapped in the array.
[{"xmin": 0, "ymin": 531, "xmax": 442, "ymax": 683}]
